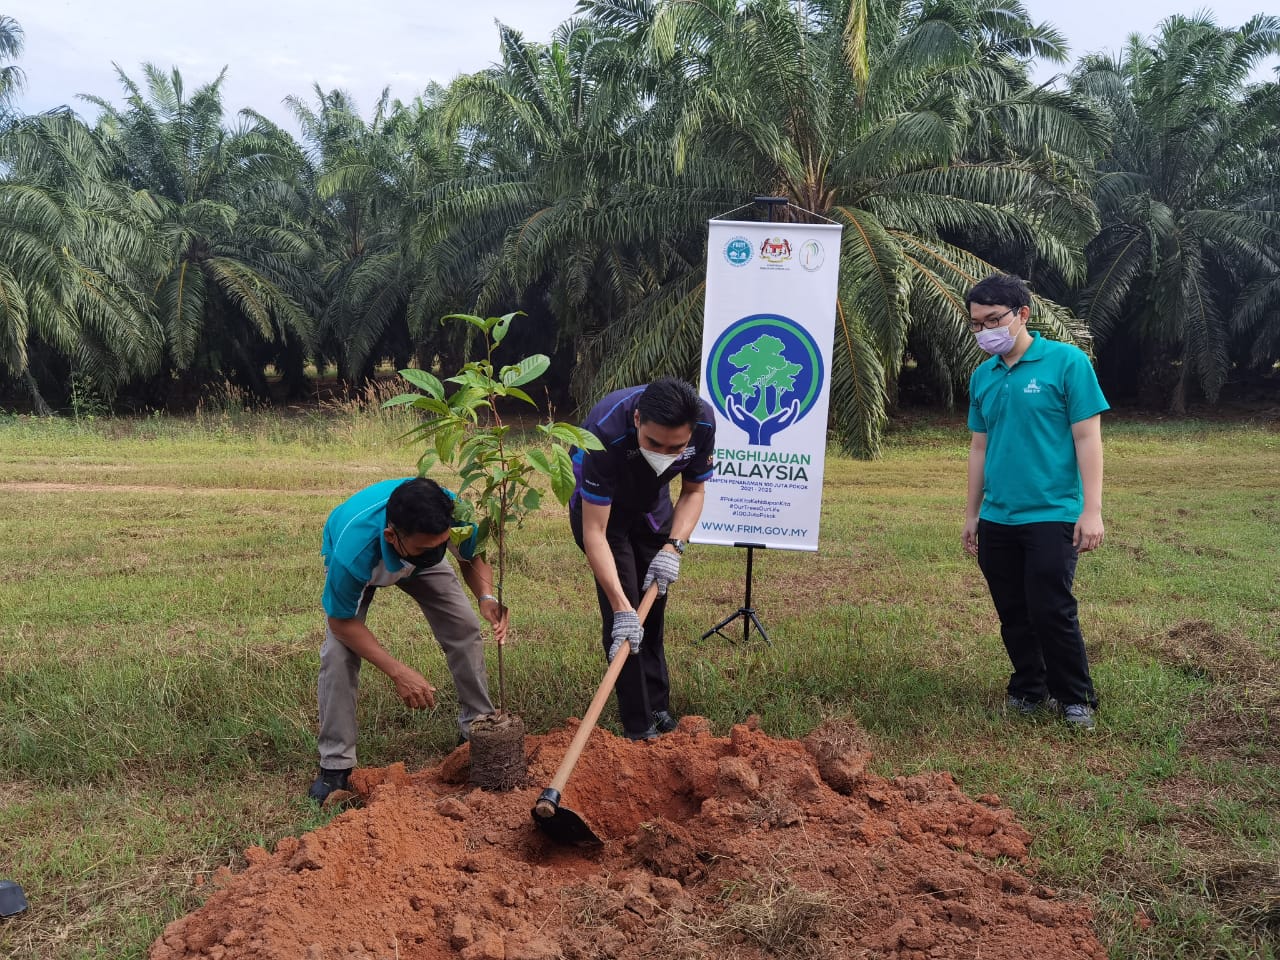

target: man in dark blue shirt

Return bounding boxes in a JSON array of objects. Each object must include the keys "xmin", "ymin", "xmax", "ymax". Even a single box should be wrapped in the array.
[{"xmin": 569, "ymin": 377, "xmax": 716, "ymax": 739}]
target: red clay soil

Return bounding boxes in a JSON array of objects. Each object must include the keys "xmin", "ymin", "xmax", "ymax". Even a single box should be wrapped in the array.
[{"xmin": 150, "ymin": 717, "xmax": 1107, "ymax": 960}]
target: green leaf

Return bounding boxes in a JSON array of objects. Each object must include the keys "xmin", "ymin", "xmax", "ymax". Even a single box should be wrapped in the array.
[
  {"xmin": 526, "ymin": 448, "xmax": 553, "ymax": 476},
  {"xmin": 381, "ymin": 393, "xmax": 423, "ymax": 408},
  {"xmin": 491, "ymin": 311, "xmax": 524, "ymax": 345},
  {"xmin": 549, "ymin": 445, "xmax": 576, "ymax": 506},
  {"xmin": 500, "ymin": 354, "xmax": 551, "ymax": 388},
  {"xmin": 503, "ymin": 386, "xmax": 536, "ymax": 406},
  {"xmin": 443, "ymin": 313, "xmax": 488, "ymax": 333},
  {"xmin": 435, "ymin": 423, "xmax": 467, "ymax": 463},
  {"xmin": 522, "ymin": 488, "xmax": 542, "ymax": 511},
  {"xmin": 412, "ymin": 397, "xmax": 452, "ymax": 417},
  {"xmin": 398, "ymin": 368, "xmax": 444, "ymax": 400},
  {"xmin": 544, "ymin": 422, "xmax": 603, "ymax": 450}
]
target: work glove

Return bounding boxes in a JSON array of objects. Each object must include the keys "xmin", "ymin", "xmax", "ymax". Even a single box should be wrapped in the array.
[
  {"xmin": 607, "ymin": 609, "xmax": 643, "ymax": 662},
  {"xmin": 641, "ymin": 550, "xmax": 681, "ymax": 597}
]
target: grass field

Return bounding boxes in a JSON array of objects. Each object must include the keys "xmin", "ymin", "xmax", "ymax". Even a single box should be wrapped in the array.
[{"xmin": 1, "ymin": 402, "xmax": 1277, "ymax": 959}]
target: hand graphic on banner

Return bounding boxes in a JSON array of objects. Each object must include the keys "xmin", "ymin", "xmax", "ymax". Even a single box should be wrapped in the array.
[{"xmin": 726, "ymin": 394, "xmax": 801, "ymax": 447}]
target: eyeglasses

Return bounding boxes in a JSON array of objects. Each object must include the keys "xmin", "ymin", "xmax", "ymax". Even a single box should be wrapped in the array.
[{"xmin": 968, "ymin": 307, "xmax": 1018, "ymax": 334}]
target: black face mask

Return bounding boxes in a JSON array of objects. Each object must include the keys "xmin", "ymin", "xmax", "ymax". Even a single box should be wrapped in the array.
[
  {"xmin": 392, "ymin": 530, "xmax": 449, "ymax": 569},
  {"xmin": 400, "ymin": 542, "xmax": 447, "ymax": 568}
]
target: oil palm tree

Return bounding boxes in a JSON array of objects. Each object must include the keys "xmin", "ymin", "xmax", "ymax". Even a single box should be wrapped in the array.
[
  {"xmin": 433, "ymin": 16, "xmax": 706, "ymax": 396},
  {"xmin": 573, "ymin": 0, "xmax": 1102, "ymax": 455},
  {"xmin": 1072, "ymin": 14, "xmax": 1280, "ymax": 410},
  {"xmin": 85, "ymin": 65, "xmax": 318, "ymax": 400},
  {"xmin": 0, "ymin": 112, "xmax": 161, "ymax": 413},
  {"xmin": 0, "ymin": 14, "xmax": 24, "ymax": 125},
  {"xmin": 291, "ymin": 84, "xmax": 463, "ymax": 384}
]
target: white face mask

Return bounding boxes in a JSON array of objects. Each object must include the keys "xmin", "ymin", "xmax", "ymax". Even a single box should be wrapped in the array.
[{"xmin": 640, "ymin": 448, "xmax": 681, "ymax": 475}]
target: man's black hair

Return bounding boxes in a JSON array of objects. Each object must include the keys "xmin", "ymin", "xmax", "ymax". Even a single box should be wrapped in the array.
[
  {"xmin": 966, "ymin": 273, "xmax": 1032, "ymax": 311},
  {"xmin": 637, "ymin": 376, "xmax": 702, "ymax": 427},
  {"xmin": 386, "ymin": 478, "xmax": 454, "ymax": 535}
]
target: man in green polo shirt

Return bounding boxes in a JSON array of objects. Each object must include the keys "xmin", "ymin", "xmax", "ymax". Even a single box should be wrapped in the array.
[
  {"xmin": 962, "ymin": 274, "xmax": 1108, "ymax": 730},
  {"xmin": 309, "ymin": 476, "xmax": 509, "ymax": 803}
]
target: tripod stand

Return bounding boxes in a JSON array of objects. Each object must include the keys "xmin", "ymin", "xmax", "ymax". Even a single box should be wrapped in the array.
[{"xmin": 700, "ymin": 543, "xmax": 770, "ymax": 645}]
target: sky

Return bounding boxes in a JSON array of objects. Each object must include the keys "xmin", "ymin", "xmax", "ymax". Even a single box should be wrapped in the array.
[{"xmin": 7, "ymin": 0, "xmax": 1278, "ymax": 133}]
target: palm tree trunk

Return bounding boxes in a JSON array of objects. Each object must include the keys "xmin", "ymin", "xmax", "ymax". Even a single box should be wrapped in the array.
[
  {"xmin": 1170, "ymin": 364, "xmax": 1190, "ymax": 416},
  {"xmin": 23, "ymin": 368, "xmax": 53, "ymax": 416}
]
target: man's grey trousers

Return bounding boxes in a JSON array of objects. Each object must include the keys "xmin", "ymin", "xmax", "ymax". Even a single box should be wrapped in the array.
[{"xmin": 317, "ymin": 560, "xmax": 493, "ymax": 770}]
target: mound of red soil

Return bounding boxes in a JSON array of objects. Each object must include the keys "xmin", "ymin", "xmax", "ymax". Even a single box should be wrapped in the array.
[{"xmin": 150, "ymin": 717, "xmax": 1106, "ymax": 960}]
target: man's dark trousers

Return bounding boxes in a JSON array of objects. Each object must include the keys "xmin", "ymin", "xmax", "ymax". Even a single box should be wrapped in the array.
[
  {"xmin": 977, "ymin": 519, "xmax": 1097, "ymax": 708},
  {"xmin": 570, "ymin": 507, "xmax": 671, "ymax": 735}
]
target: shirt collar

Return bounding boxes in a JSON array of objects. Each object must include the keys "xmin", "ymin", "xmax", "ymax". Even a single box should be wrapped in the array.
[{"xmin": 996, "ymin": 330, "xmax": 1043, "ymax": 369}]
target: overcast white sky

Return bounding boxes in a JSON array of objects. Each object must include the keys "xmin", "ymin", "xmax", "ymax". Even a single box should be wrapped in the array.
[{"xmin": 7, "ymin": 0, "xmax": 1278, "ymax": 132}]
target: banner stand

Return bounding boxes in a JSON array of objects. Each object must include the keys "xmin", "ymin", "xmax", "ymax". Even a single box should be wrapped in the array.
[
  {"xmin": 697, "ymin": 195, "xmax": 792, "ymax": 647},
  {"xmin": 699, "ymin": 541, "xmax": 770, "ymax": 646}
]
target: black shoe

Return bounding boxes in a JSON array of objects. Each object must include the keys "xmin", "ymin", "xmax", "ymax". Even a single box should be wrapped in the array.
[
  {"xmin": 624, "ymin": 724, "xmax": 660, "ymax": 742},
  {"xmin": 652, "ymin": 710, "xmax": 679, "ymax": 734},
  {"xmin": 307, "ymin": 767, "xmax": 351, "ymax": 804}
]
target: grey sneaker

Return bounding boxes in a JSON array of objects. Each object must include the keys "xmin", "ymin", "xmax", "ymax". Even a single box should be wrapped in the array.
[
  {"xmin": 1062, "ymin": 704, "xmax": 1096, "ymax": 730},
  {"xmin": 1005, "ymin": 695, "xmax": 1056, "ymax": 716}
]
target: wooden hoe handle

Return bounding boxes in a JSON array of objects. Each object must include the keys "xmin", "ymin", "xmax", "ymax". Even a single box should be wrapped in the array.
[{"xmin": 542, "ymin": 583, "xmax": 660, "ymax": 800}]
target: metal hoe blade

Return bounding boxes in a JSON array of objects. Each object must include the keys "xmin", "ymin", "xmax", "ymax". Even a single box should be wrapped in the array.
[{"xmin": 531, "ymin": 788, "xmax": 602, "ymax": 847}]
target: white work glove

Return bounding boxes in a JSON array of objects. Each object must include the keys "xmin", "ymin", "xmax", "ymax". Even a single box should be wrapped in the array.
[
  {"xmin": 607, "ymin": 609, "xmax": 643, "ymax": 662},
  {"xmin": 641, "ymin": 550, "xmax": 681, "ymax": 597}
]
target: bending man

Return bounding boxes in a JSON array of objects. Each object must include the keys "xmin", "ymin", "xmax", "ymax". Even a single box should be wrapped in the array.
[
  {"xmin": 569, "ymin": 377, "xmax": 715, "ymax": 740},
  {"xmin": 311, "ymin": 477, "xmax": 508, "ymax": 802}
]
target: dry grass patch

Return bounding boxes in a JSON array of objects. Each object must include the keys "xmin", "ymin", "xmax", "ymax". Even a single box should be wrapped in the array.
[
  {"xmin": 1140, "ymin": 619, "xmax": 1278, "ymax": 685},
  {"xmin": 705, "ymin": 873, "xmax": 835, "ymax": 959}
]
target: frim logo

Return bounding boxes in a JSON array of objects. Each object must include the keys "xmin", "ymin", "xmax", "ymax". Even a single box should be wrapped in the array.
[
  {"xmin": 723, "ymin": 235, "xmax": 753, "ymax": 267},
  {"xmin": 705, "ymin": 314, "xmax": 824, "ymax": 447},
  {"xmin": 759, "ymin": 236, "xmax": 792, "ymax": 264},
  {"xmin": 1023, "ymin": 378, "xmax": 1041, "ymax": 394}
]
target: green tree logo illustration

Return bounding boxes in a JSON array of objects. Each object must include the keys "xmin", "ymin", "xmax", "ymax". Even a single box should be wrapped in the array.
[{"xmin": 728, "ymin": 334, "xmax": 802, "ymax": 421}]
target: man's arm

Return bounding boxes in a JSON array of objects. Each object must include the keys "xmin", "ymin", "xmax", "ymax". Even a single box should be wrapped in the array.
[
  {"xmin": 326, "ymin": 616, "xmax": 436, "ymax": 708},
  {"xmin": 580, "ymin": 500, "xmax": 631, "ymax": 612},
  {"xmin": 669, "ymin": 478, "xmax": 706, "ymax": 543},
  {"xmin": 963, "ymin": 432, "xmax": 987, "ymax": 558},
  {"xmin": 455, "ymin": 550, "xmax": 509, "ymax": 644},
  {"xmin": 1071, "ymin": 414, "xmax": 1104, "ymax": 552}
]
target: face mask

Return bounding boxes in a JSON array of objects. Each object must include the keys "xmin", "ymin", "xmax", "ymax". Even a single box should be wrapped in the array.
[
  {"xmin": 975, "ymin": 325, "xmax": 1018, "ymax": 356},
  {"xmin": 391, "ymin": 529, "xmax": 448, "ymax": 569},
  {"xmin": 399, "ymin": 542, "xmax": 447, "ymax": 568},
  {"xmin": 640, "ymin": 448, "xmax": 681, "ymax": 475}
]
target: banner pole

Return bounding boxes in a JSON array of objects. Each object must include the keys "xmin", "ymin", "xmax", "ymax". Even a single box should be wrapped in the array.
[{"xmin": 699, "ymin": 195, "xmax": 791, "ymax": 646}]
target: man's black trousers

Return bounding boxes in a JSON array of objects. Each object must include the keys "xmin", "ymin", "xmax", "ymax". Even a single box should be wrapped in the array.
[
  {"xmin": 570, "ymin": 507, "xmax": 671, "ymax": 735},
  {"xmin": 977, "ymin": 519, "xmax": 1097, "ymax": 708}
]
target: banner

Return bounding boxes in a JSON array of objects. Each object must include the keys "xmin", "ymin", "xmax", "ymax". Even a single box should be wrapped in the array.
[{"xmin": 693, "ymin": 220, "xmax": 843, "ymax": 552}]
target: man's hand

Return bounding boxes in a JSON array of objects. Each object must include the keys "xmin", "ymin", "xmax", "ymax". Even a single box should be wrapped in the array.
[
  {"xmin": 962, "ymin": 517, "xmax": 979, "ymax": 558},
  {"xmin": 480, "ymin": 597, "xmax": 510, "ymax": 645},
  {"xmin": 642, "ymin": 550, "xmax": 681, "ymax": 596},
  {"xmin": 391, "ymin": 665, "xmax": 436, "ymax": 709},
  {"xmin": 608, "ymin": 609, "xmax": 643, "ymax": 662},
  {"xmin": 1074, "ymin": 509, "xmax": 1105, "ymax": 553}
]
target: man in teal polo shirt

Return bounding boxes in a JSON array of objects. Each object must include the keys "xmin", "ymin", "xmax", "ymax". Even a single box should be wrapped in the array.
[
  {"xmin": 961, "ymin": 274, "xmax": 1108, "ymax": 730},
  {"xmin": 310, "ymin": 476, "xmax": 509, "ymax": 803}
]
